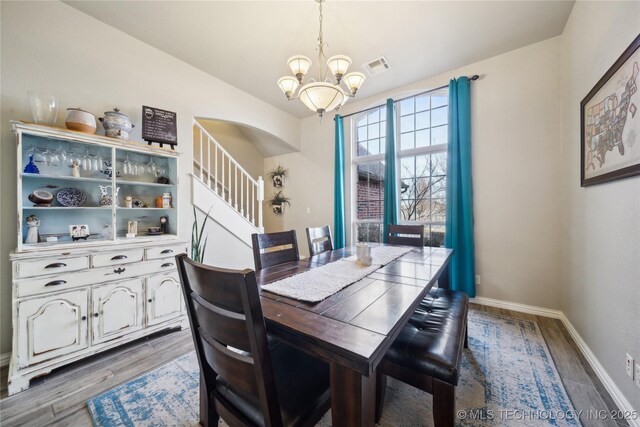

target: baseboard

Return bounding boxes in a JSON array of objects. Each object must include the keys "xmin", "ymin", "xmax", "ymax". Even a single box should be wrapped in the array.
[
  {"xmin": 471, "ymin": 296, "xmax": 563, "ymax": 319},
  {"xmin": 558, "ymin": 313, "xmax": 640, "ymax": 427},
  {"xmin": 1, "ymin": 352, "xmax": 10, "ymax": 368},
  {"xmin": 471, "ymin": 296, "xmax": 639, "ymax": 427}
]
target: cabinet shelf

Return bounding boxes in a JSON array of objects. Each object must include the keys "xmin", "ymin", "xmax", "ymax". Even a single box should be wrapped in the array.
[
  {"xmin": 116, "ymin": 207, "xmax": 174, "ymax": 210},
  {"xmin": 116, "ymin": 180, "xmax": 175, "ymax": 187},
  {"xmin": 22, "ymin": 173, "xmax": 111, "ymax": 184},
  {"xmin": 23, "ymin": 206, "xmax": 107, "ymax": 210}
]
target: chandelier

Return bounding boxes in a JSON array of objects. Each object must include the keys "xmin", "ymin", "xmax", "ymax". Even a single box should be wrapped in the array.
[{"xmin": 277, "ymin": 0, "xmax": 365, "ymax": 118}]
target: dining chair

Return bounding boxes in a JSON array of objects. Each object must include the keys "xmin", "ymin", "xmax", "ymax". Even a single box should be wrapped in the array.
[
  {"xmin": 305, "ymin": 225, "xmax": 334, "ymax": 256},
  {"xmin": 176, "ymin": 254, "xmax": 331, "ymax": 427},
  {"xmin": 251, "ymin": 230, "xmax": 300, "ymax": 270},
  {"xmin": 387, "ymin": 224, "xmax": 425, "ymax": 247}
]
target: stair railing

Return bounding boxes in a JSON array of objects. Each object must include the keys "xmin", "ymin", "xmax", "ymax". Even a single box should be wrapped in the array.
[{"xmin": 193, "ymin": 121, "xmax": 263, "ymax": 230}]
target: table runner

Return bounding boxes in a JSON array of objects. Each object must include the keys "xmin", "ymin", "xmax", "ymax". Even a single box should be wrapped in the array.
[{"xmin": 261, "ymin": 246, "xmax": 412, "ymax": 302}]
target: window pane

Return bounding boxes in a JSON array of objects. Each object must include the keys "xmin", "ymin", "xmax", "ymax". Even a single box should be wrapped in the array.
[
  {"xmin": 415, "ymin": 129, "xmax": 429, "ymax": 148},
  {"xmin": 431, "ymin": 176, "xmax": 446, "ymax": 198},
  {"xmin": 431, "ymin": 125, "xmax": 447, "ymax": 146},
  {"xmin": 400, "ymin": 179, "xmax": 415, "ymax": 199},
  {"xmin": 368, "ymin": 138, "xmax": 380, "ymax": 155},
  {"xmin": 380, "ymin": 121, "xmax": 386, "ymax": 137},
  {"xmin": 426, "ymin": 225, "xmax": 445, "ymax": 247},
  {"xmin": 415, "ymin": 111, "xmax": 430, "ymax": 129},
  {"xmin": 368, "ymin": 123, "xmax": 379, "ymax": 139},
  {"xmin": 400, "ymin": 157, "xmax": 414, "ymax": 179},
  {"xmin": 431, "ymin": 199, "xmax": 446, "ymax": 222},
  {"xmin": 415, "ymin": 155, "xmax": 429, "ymax": 177},
  {"xmin": 399, "ymin": 98, "xmax": 414, "ymax": 116},
  {"xmin": 357, "ymin": 126, "xmax": 367, "ymax": 142},
  {"xmin": 400, "ymin": 132, "xmax": 414, "ymax": 150},
  {"xmin": 431, "ymin": 106, "xmax": 447, "ymax": 127},
  {"xmin": 357, "ymin": 143, "xmax": 367, "ymax": 156},
  {"xmin": 356, "ymin": 162, "xmax": 384, "ymax": 221},
  {"xmin": 431, "ymin": 95, "xmax": 447, "ymax": 108},
  {"xmin": 416, "ymin": 95, "xmax": 429, "ymax": 112},
  {"xmin": 368, "ymin": 109, "xmax": 380, "ymax": 123},
  {"xmin": 356, "ymin": 115, "xmax": 367, "ymax": 127},
  {"xmin": 432, "ymin": 152, "xmax": 447, "ymax": 175},
  {"xmin": 400, "ymin": 115, "xmax": 414, "ymax": 133}
]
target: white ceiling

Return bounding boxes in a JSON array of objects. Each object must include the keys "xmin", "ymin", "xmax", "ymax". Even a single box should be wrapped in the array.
[{"xmin": 65, "ymin": 0, "xmax": 574, "ymax": 119}]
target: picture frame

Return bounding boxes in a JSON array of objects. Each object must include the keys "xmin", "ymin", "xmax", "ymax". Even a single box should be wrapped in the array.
[
  {"xmin": 69, "ymin": 224, "xmax": 90, "ymax": 241},
  {"xmin": 580, "ymin": 33, "xmax": 640, "ymax": 187}
]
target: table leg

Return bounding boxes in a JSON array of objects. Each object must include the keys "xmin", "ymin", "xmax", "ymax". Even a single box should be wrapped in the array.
[
  {"xmin": 200, "ymin": 373, "xmax": 207, "ymax": 426},
  {"xmin": 330, "ymin": 362, "xmax": 376, "ymax": 427}
]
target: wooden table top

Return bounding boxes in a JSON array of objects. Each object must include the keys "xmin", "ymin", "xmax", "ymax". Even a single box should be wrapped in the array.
[{"xmin": 256, "ymin": 245, "xmax": 453, "ymax": 376}]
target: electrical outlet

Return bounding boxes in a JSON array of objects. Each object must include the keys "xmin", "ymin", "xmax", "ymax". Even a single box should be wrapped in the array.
[
  {"xmin": 635, "ymin": 364, "xmax": 640, "ymax": 388},
  {"xmin": 626, "ymin": 354, "xmax": 634, "ymax": 379},
  {"xmin": 475, "ymin": 275, "xmax": 481, "ymax": 285}
]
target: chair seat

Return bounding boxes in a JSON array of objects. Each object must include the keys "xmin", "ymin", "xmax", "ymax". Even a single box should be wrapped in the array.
[
  {"xmin": 215, "ymin": 339, "xmax": 330, "ymax": 427},
  {"xmin": 382, "ymin": 289, "xmax": 469, "ymax": 385}
]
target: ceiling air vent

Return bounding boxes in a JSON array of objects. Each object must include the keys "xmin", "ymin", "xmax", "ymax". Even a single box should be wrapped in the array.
[{"xmin": 363, "ymin": 56, "xmax": 390, "ymax": 76}]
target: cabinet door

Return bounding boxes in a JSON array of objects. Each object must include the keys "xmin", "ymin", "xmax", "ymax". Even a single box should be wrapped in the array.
[
  {"xmin": 92, "ymin": 279, "xmax": 144, "ymax": 345},
  {"xmin": 146, "ymin": 274, "xmax": 183, "ymax": 326},
  {"xmin": 17, "ymin": 290, "xmax": 88, "ymax": 368}
]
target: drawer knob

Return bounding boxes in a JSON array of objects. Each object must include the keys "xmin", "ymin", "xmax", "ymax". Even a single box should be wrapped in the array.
[
  {"xmin": 94, "ymin": 313, "xmax": 99, "ymax": 318},
  {"xmin": 161, "ymin": 249, "xmax": 173, "ymax": 254},
  {"xmin": 114, "ymin": 267, "xmax": 126, "ymax": 274},
  {"xmin": 148, "ymin": 298, "xmax": 153, "ymax": 303},
  {"xmin": 81, "ymin": 316, "xmax": 87, "ymax": 321},
  {"xmin": 45, "ymin": 262, "xmax": 67, "ymax": 269},
  {"xmin": 45, "ymin": 280, "xmax": 67, "ymax": 287},
  {"xmin": 111, "ymin": 255, "xmax": 128, "ymax": 260},
  {"xmin": 161, "ymin": 262, "xmax": 174, "ymax": 268}
]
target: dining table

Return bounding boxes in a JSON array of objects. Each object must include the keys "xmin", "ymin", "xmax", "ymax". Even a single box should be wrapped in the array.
[{"xmin": 251, "ymin": 243, "xmax": 453, "ymax": 427}]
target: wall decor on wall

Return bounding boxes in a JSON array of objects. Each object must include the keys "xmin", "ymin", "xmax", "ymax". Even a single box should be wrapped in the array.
[
  {"xmin": 581, "ymin": 33, "xmax": 640, "ymax": 186},
  {"xmin": 268, "ymin": 191, "xmax": 291, "ymax": 214},
  {"xmin": 142, "ymin": 105, "xmax": 177, "ymax": 149},
  {"xmin": 268, "ymin": 164, "xmax": 288, "ymax": 188}
]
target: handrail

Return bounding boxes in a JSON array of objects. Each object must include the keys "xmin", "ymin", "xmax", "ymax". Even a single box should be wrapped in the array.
[{"xmin": 192, "ymin": 120, "xmax": 264, "ymax": 230}]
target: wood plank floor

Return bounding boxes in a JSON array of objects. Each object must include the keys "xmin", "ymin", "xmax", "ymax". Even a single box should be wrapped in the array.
[{"xmin": 0, "ymin": 304, "xmax": 628, "ymax": 426}]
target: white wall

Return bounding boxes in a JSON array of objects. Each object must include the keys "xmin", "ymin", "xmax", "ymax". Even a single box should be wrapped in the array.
[
  {"xmin": 0, "ymin": 1, "xmax": 300, "ymax": 356},
  {"xmin": 560, "ymin": 1, "xmax": 640, "ymax": 410},
  {"xmin": 268, "ymin": 38, "xmax": 564, "ymax": 310}
]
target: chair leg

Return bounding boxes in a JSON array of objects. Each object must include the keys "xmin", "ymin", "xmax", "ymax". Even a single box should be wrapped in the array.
[
  {"xmin": 464, "ymin": 323, "xmax": 469, "ymax": 349},
  {"xmin": 375, "ymin": 367, "xmax": 387, "ymax": 423},
  {"xmin": 433, "ymin": 378, "xmax": 455, "ymax": 427}
]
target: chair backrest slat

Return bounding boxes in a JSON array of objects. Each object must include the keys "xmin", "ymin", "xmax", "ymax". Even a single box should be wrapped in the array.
[
  {"xmin": 251, "ymin": 230, "xmax": 300, "ymax": 270},
  {"xmin": 387, "ymin": 224, "xmax": 425, "ymax": 248},
  {"xmin": 306, "ymin": 225, "xmax": 333, "ymax": 256},
  {"xmin": 176, "ymin": 254, "xmax": 283, "ymax": 426}
]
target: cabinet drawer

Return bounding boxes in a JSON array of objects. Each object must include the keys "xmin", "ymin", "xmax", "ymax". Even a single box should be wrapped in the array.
[
  {"xmin": 92, "ymin": 249, "xmax": 144, "ymax": 268},
  {"xmin": 145, "ymin": 244, "xmax": 188, "ymax": 260},
  {"xmin": 15, "ymin": 256, "xmax": 89, "ymax": 279}
]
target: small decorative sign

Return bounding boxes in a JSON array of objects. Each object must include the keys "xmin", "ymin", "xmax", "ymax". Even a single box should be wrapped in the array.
[{"xmin": 142, "ymin": 106, "xmax": 177, "ymax": 149}]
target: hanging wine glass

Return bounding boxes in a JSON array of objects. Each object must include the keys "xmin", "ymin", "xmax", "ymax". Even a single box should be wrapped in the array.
[
  {"xmin": 123, "ymin": 153, "xmax": 132, "ymax": 176},
  {"xmin": 42, "ymin": 147, "xmax": 58, "ymax": 166},
  {"xmin": 136, "ymin": 155, "xmax": 145, "ymax": 176},
  {"xmin": 81, "ymin": 149, "xmax": 92, "ymax": 172},
  {"xmin": 55, "ymin": 143, "xmax": 68, "ymax": 166},
  {"xmin": 95, "ymin": 152, "xmax": 104, "ymax": 173},
  {"xmin": 145, "ymin": 157, "xmax": 157, "ymax": 177}
]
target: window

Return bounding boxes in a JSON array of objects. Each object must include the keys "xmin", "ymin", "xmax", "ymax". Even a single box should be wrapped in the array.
[{"xmin": 352, "ymin": 90, "xmax": 448, "ymax": 246}]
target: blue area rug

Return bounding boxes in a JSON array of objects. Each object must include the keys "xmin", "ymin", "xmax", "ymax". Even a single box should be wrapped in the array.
[{"xmin": 87, "ymin": 311, "xmax": 581, "ymax": 426}]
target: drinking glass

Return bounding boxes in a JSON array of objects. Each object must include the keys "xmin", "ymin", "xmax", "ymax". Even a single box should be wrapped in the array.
[
  {"xmin": 146, "ymin": 158, "xmax": 157, "ymax": 177},
  {"xmin": 27, "ymin": 91, "xmax": 58, "ymax": 126},
  {"xmin": 81, "ymin": 149, "xmax": 92, "ymax": 172},
  {"xmin": 55, "ymin": 143, "xmax": 68, "ymax": 166}
]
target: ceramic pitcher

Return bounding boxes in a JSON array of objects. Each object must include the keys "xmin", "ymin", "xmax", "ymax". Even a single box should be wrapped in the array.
[{"xmin": 99, "ymin": 185, "xmax": 120, "ymax": 207}]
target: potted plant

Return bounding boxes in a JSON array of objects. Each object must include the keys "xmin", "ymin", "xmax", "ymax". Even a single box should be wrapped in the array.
[
  {"xmin": 268, "ymin": 164, "xmax": 288, "ymax": 188},
  {"xmin": 268, "ymin": 191, "xmax": 291, "ymax": 214}
]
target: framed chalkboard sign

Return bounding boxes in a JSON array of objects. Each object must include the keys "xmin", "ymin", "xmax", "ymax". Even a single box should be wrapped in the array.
[{"xmin": 142, "ymin": 106, "xmax": 177, "ymax": 149}]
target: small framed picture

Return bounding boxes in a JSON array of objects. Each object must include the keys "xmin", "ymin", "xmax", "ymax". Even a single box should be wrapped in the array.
[
  {"xmin": 69, "ymin": 224, "xmax": 90, "ymax": 241},
  {"xmin": 127, "ymin": 220, "xmax": 138, "ymax": 238}
]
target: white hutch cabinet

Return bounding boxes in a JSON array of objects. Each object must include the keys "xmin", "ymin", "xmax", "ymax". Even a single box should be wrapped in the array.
[{"xmin": 8, "ymin": 121, "xmax": 189, "ymax": 395}]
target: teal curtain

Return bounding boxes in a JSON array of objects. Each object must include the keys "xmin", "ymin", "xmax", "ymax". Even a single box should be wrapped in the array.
[
  {"xmin": 333, "ymin": 114, "xmax": 346, "ymax": 249},
  {"xmin": 445, "ymin": 77, "xmax": 475, "ymax": 296},
  {"xmin": 383, "ymin": 98, "xmax": 399, "ymax": 243}
]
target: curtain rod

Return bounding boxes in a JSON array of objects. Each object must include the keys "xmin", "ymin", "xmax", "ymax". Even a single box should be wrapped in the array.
[{"xmin": 339, "ymin": 74, "xmax": 479, "ymax": 120}]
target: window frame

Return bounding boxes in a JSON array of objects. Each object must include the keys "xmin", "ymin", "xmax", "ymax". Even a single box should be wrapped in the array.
[{"xmin": 350, "ymin": 90, "xmax": 448, "ymax": 245}]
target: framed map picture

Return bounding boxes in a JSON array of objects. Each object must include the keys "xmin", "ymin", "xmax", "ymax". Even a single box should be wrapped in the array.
[{"xmin": 581, "ymin": 33, "xmax": 640, "ymax": 187}]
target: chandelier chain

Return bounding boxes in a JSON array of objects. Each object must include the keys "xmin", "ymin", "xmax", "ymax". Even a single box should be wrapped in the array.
[{"xmin": 317, "ymin": 0, "xmax": 325, "ymax": 81}]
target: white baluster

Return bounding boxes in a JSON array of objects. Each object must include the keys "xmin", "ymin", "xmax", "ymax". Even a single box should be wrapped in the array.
[
  {"xmin": 228, "ymin": 157, "xmax": 231, "ymax": 204},
  {"xmin": 257, "ymin": 177, "xmax": 264, "ymax": 231},
  {"xmin": 199, "ymin": 130, "xmax": 203, "ymax": 181},
  {"xmin": 241, "ymin": 173, "xmax": 244, "ymax": 216},
  {"xmin": 234, "ymin": 163, "xmax": 238, "ymax": 210},
  {"xmin": 214, "ymin": 145, "xmax": 218, "ymax": 195},
  {"xmin": 207, "ymin": 137, "xmax": 211, "ymax": 188},
  {"xmin": 221, "ymin": 151, "xmax": 225, "ymax": 200}
]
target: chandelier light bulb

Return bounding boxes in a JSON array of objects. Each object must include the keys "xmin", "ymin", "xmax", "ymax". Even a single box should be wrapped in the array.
[
  {"xmin": 343, "ymin": 72, "xmax": 366, "ymax": 95},
  {"xmin": 277, "ymin": 76, "xmax": 300, "ymax": 99},
  {"xmin": 287, "ymin": 56, "xmax": 312, "ymax": 82},
  {"xmin": 327, "ymin": 55, "xmax": 352, "ymax": 83}
]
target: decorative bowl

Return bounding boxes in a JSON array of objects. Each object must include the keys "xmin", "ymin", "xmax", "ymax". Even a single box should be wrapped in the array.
[
  {"xmin": 56, "ymin": 188, "xmax": 87, "ymax": 207},
  {"xmin": 28, "ymin": 190, "xmax": 53, "ymax": 206},
  {"xmin": 65, "ymin": 108, "xmax": 97, "ymax": 134}
]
